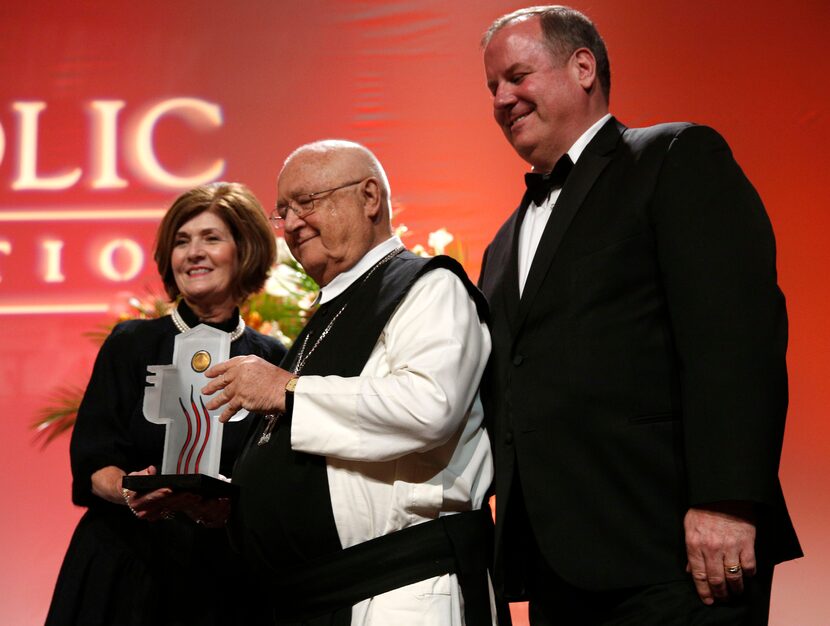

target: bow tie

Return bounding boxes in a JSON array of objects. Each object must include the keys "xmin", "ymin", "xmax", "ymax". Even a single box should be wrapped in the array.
[{"xmin": 524, "ymin": 154, "xmax": 574, "ymax": 206}]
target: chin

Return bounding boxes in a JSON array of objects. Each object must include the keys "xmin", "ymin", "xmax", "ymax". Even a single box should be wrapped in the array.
[
  {"xmin": 297, "ymin": 257, "xmax": 326, "ymax": 284},
  {"xmin": 509, "ymin": 134, "xmax": 537, "ymax": 159},
  {"xmin": 514, "ymin": 144, "xmax": 540, "ymax": 167}
]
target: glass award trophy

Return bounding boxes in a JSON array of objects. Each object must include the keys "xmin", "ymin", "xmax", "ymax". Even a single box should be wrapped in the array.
[{"xmin": 122, "ymin": 323, "xmax": 248, "ymax": 497}]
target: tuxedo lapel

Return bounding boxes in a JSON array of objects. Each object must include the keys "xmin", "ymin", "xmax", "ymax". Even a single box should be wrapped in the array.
[
  {"xmin": 482, "ymin": 207, "xmax": 525, "ymax": 333},
  {"xmin": 504, "ymin": 201, "xmax": 531, "ymax": 333},
  {"xmin": 515, "ymin": 118, "xmax": 624, "ymax": 332}
]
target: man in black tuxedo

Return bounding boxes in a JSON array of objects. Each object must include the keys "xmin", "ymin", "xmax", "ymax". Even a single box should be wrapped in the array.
[{"xmin": 478, "ymin": 6, "xmax": 801, "ymax": 624}]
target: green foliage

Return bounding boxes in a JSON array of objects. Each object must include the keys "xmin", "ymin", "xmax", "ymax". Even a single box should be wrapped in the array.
[{"xmin": 32, "ymin": 386, "xmax": 86, "ymax": 448}]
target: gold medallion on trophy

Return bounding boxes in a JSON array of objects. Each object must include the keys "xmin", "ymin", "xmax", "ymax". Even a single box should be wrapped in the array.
[{"xmin": 191, "ymin": 350, "xmax": 211, "ymax": 372}]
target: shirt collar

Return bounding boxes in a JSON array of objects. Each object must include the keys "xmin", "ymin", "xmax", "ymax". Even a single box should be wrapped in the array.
[
  {"xmin": 316, "ymin": 236, "xmax": 403, "ymax": 305},
  {"xmin": 566, "ymin": 113, "xmax": 613, "ymax": 165}
]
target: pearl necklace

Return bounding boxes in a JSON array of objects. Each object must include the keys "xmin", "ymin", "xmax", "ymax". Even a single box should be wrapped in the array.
[{"xmin": 170, "ymin": 302, "xmax": 246, "ymax": 342}]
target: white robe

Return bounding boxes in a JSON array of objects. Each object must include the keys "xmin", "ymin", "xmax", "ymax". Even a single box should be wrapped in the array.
[{"xmin": 291, "ymin": 246, "xmax": 495, "ymax": 625}]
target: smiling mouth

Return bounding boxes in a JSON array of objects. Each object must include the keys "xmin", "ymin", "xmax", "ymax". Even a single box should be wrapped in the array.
[
  {"xmin": 187, "ymin": 268, "xmax": 212, "ymax": 276},
  {"xmin": 293, "ymin": 234, "xmax": 318, "ymax": 247},
  {"xmin": 510, "ymin": 113, "xmax": 530, "ymax": 128}
]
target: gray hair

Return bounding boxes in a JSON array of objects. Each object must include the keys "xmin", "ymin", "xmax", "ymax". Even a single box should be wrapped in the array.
[{"xmin": 482, "ymin": 5, "xmax": 611, "ymax": 102}]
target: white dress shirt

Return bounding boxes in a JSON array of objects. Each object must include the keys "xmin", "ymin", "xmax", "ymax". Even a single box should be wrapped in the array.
[
  {"xmin": 290, "ymin": 237, "xmax": 495, "ymax": 625},
  {"xmin": 518, "ymin": 113, "xmax": 613, "ymax": 295}
]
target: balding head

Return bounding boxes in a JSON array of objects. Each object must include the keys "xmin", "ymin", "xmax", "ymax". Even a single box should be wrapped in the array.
[
  {"xmin": 283, "ymin": 140, "xmax": 392, "ymax": 209},
  {"xmin": 276, "ymin": 140, "xmax": 393, "ymax": 286}
]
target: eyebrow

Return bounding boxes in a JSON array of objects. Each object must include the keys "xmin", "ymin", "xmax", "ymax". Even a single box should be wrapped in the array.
[
  {"xmin": 175, "ymin": 226, "xmax": 226, "ymax": 237},
  {"xmin": 503, "ymin": 62, "xmax": 530, "ymax": 76},
  {"xmin": 487, "ymin": 62, "xmax": 529, "ymax": 90}
]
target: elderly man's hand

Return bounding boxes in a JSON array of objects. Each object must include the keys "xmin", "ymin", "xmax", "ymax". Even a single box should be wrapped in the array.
[
  {"xmin": 684, "ymin": 501, "xmax": 757, "ymax": 605},
  {"xmin": 202, "ymin": 355, "xmax": 294, "ymax": 422}
]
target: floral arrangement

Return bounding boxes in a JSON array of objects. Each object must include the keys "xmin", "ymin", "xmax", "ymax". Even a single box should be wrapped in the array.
[{"xmin": 32, "ymin": 228, "xmax": 462, "ymax": 446}]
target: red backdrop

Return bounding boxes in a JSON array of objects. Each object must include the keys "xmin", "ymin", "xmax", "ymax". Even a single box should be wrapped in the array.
[{"xmin": 1, "ymin": 1, "xmax": 827, "ymax": 623}]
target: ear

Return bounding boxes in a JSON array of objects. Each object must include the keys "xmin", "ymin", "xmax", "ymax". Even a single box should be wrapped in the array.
[
  {"xmin": 361, "ymin": 177, "xmax": 383, "ymax": 220},
  {"xmin": 571, "ymin": 48, "xmax": 597, "ymax": 93}
]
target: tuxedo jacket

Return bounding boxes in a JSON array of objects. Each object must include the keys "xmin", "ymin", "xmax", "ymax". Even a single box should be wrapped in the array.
[{"xmin": 479, "ymin": 117, "xmax": 802, "ymax": 595}]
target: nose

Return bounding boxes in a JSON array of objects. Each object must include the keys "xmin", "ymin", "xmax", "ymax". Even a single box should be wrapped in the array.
[
  {"xmin": 493, "ymin": 83, "xmax": 516, "ymax": 111},
  {"xmin": 185, "ymin": 239, "xmax": 205, "ymax": 259},
  {"xmin": 282, "ymin": 209, "xmax": 306, "ymax": 234}
]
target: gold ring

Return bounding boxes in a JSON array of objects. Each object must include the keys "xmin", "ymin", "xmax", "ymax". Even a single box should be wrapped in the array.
[{"xmin": 725, "ymin": 564, "xmax": 742, "ymax": 574}]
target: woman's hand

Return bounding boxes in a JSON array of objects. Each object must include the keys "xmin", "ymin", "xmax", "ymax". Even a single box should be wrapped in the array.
[
  {"xmin": 91, "ymin": 465, "xmax": 128, "ymax": 504},
  {"xmin": 118, "ymin": 465, "xmax": 176, "ymax": 521},
  {"xmin": 118, "ymin": 466, "xmax": 231, "ymax": 526}
]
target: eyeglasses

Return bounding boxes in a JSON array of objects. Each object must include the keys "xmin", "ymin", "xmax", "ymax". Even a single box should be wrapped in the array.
[{"xmin": 270, "ymin": 178, "xmax": 367, "ymax": 230}]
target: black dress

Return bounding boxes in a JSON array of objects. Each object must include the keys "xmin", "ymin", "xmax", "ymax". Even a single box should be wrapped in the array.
[{"xmin": 46, "ymin": 302, "xmax": 286, "ymax": 626}]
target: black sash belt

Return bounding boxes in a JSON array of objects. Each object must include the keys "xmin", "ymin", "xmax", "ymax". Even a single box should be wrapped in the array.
[{"xmin": 268, "ymin": 508, "xmax": 493, "ymax": 625}]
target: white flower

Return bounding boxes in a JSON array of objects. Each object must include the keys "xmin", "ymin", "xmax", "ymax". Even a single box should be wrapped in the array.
[
  {"xmin": 271, "ymin": 327, "xmax": 294, "ymax": 348},
  {"xmin": 297, "ymin": 292, "xmax": 316, "ymax": 311},
  {"xmin": 264, "ymin": 263, "xmax": 306, "ymax": 297},
  {"xmin": 275, "ymin": 237, "xmax": 296, "ymax": 265},
  {"xmin": 428, "ymin": 228, "xmax": 453, "ymax": 255}
]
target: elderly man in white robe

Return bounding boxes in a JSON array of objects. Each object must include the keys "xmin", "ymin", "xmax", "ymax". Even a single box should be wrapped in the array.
[{"xmin": 203, "ymin": 140, "xmax": 498, "ymax": 626}]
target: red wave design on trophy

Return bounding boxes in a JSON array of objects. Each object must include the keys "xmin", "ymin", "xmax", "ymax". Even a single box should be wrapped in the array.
[
  {"xmin": 194, "ymin": 396, "xmax": 212, "ymax": 473},
  {"xmin": 176, "ymin": 395, "xmax": 194, "ymax": 473},
  {"xmin": 183, "ymin": 388, "xmax": 202, "ymax": 473}
]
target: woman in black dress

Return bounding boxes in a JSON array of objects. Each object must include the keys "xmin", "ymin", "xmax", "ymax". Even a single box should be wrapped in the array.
[{"xmin": 46, "ymin": 182, "xmax": 286, "ymax": 626}]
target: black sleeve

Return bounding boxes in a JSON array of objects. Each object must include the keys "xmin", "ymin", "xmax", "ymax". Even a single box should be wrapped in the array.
[
  {"xmin": 69, "ymin": 322, "xmax": 145, "ymax": 506},
  {"xmin": 651, "ymin": 125, "xmax": 788, "ymax": 507}
]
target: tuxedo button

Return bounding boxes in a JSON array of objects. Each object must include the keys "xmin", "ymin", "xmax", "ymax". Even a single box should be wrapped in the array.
[
  {"xmin": 512, "ymin": 354, "xmax": 524, "ymax": 366},
  {"xmin": 505, "ymin": 431, "xmax": 514, "ymax": 445}
]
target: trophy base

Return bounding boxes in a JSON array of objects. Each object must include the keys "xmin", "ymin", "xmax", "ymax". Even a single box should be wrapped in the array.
[{"xmin": 122, "ymin": 474, "xmax": 237, "ymax": 498}]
